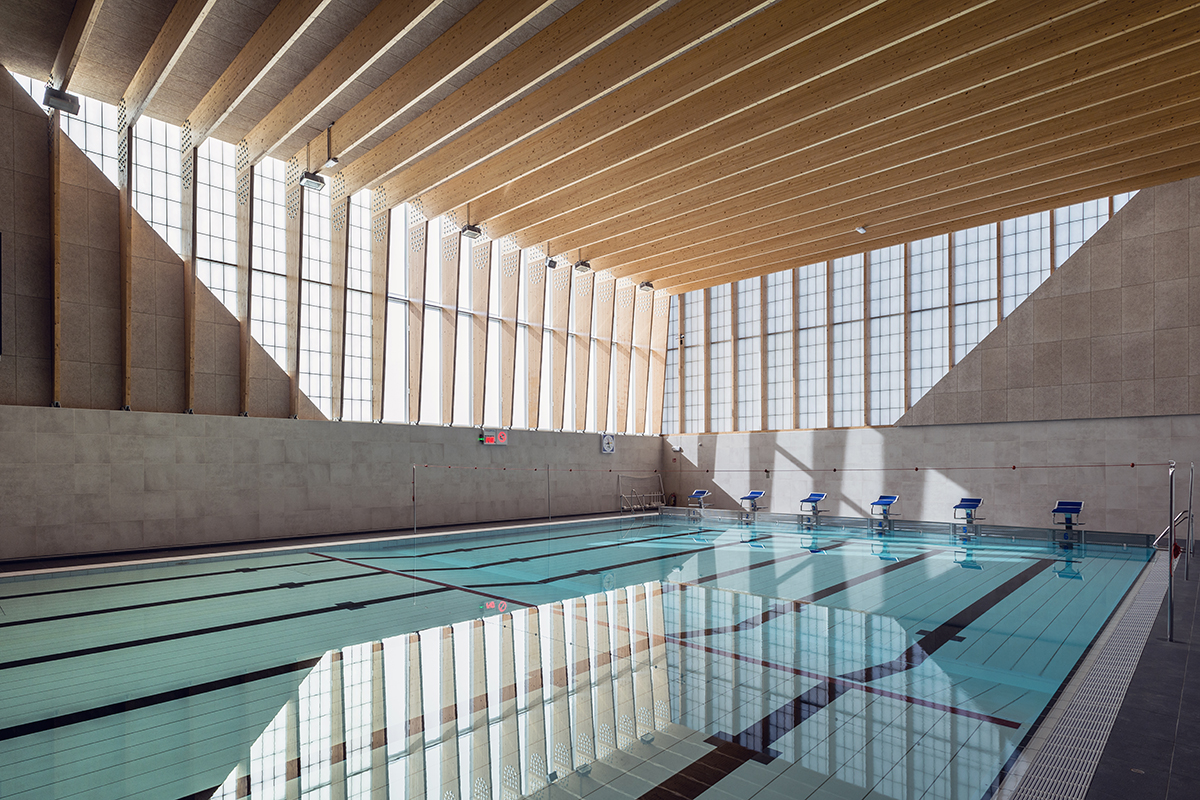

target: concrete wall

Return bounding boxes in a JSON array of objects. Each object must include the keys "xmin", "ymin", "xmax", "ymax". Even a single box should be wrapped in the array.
[
  {"xmin": 663, "ymin": 415, "xmax": 1193, "ymax": 536},
  {"xmin": 0, "ymin": 66, "xmax": 53, "ymax": 407},
  {"xmin": 900, "ymin": 177, "xmax": 1200, "ymax": 426},
  {"xmin": 0, "ymin": 402, "xmax": 662, "ymax": 561}
]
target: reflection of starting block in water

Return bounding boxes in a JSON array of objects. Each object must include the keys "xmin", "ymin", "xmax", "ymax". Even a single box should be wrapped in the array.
[
  {"xmin": 953, "ymin": 498, "xmax": 985, "ymax": 537},
  {"xmin": 739, "ymin": 491, "xmax": 766, "ymax": 524},
  {"xmin": 955, "ymin": 543, "xmax": 983, "ymax": 570},
  {"xmin": 687, "ymin": 489, "xmax": 710, "ymax": 522},
  {"xmin": 869, "ymin": 495, "xmax": 900, "ymax": 532},
  {"xmin": 799, "ymin": 492, "xmax": 827, "ymax": 529}
]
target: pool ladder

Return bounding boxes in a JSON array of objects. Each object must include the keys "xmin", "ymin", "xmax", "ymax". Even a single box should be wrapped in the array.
[{"xmin": 1160, "ymin": 462, "xmax": 1195, "ymax": 642}]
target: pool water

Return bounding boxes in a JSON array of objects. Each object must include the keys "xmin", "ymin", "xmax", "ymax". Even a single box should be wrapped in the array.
[{"xmin": 0, "ymin": 516, "xmax": 1151, "ymax": 800}]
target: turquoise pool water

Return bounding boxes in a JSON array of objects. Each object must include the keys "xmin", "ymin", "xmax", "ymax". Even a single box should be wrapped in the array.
[{"xmin": 0, "ymin": 516, "xmax": 1151, "ymax": 799}]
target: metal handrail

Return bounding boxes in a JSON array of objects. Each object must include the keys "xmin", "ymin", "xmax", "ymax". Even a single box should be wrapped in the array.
[{"xmin": 1153, "ymin": 509, "xmax": 1190, "ymax": 548}]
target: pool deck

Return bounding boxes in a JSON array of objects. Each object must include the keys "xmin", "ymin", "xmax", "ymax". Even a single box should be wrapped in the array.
[{"xmin": 1085, "ymin": 562, "xmax": 1200, "ymax": 799}]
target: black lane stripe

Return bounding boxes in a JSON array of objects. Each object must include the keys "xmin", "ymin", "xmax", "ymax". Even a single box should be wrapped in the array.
[
  {"xmin": 0, "ymin": 559, "xmax": 324, "ymax": 601},
  {"xmin": 0, "ymin": 586, "xmax": 449, "ymax": 672},
  {"xmin": 675, "ymin": 548, "xmax": 942, "ymax": 639},
  {"xmin": 463, "ymin": 532, "xmax": 775, "ymax": 588},
  {"xmin": 0, "ymin": 573, "xmax": 379, "ymax": 629},
  {"xmin": 638, "ymin": 558, "xmax": 1056, "ymax": 800},
  {"xmin": 312, "ymin": 553, "xmax": 534, "ymax": 609},
  {"xmin": 0, "ymin": 657, "xmax": 323, "ymax": 742},
  {"xmin": 177, "ymin": 788, "xmax": 221, "ymax": 800},
  {"xmin": 369, "ymin": 519, "xmax": 662, "ymax": 560},
  {"xmin": 394, "ymin": 528, "xmax": 706, "ymax": 571}
]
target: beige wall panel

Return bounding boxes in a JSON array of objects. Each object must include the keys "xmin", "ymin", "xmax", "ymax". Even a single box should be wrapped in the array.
[
  {"xmin": 525, "ymin": 257, "xmax": 548, "ymax": 429},
  {"xmin": 647, "ymin": 291, "xmax": 670, "ymax": 435},
  {"xmin": 611, "ymin": 282, "xmax": 636, "ymax": 433},
  {"xmin": 572, "ymin": 269, "xmax": 594, "ymax": 432},
  {"xmin": 471, "ymin": 238, "xmax": 492, "ymax": 426},
  {"xmin": 631, "ymin": 290, "xmax": 653, "ymax": 434},
  {"xmin": 406, "ymin": 213, "xmax": 428, "ymax": 423},
  {"xmin": 593, "ymin": 273, "xmax": 617, "ymax": 431},
  {"xmin": 549, "ymin": 264, "xmax": 572, "ymax": 430},
  {"xmin": 497, "ymin": 240, "xmax": 521, "ymax": 427},
  {"xmin": 438, "ymin": 215, "xmax": 461, "ymax": 424}
]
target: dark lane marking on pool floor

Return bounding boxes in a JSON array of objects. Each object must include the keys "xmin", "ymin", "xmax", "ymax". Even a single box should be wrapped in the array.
[
  {"xmin": 638, "ymin": 558, "xmax": 1056, "ymax": 800},
  {"xmin": 312, "ymin": 552, "xmax": 535, "ymax": 608},
  {"xmin": 674, "ymin": 547, "xmax": 943, "ymax": 639}
]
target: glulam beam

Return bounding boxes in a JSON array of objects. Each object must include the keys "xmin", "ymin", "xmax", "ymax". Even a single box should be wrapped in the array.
[
  {"xmin": 240, "ymin": 0, "xmax": 446, "ymax": 167},
  {"xmin": 50, "ymin": 0, "xmax": 104, "ymax": 91},
  {"xmin": 184, "ymin": 0, "xmax": 332, "ymax": 152},
  {"xmin": 120, "ymin": 0, "xmax": 217, "ymax": 128}
]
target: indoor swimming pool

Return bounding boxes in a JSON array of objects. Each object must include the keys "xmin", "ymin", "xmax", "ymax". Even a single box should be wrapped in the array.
[{"xmin": 0, "ymin": 515, "xmax": 1153, "ymax": 800}]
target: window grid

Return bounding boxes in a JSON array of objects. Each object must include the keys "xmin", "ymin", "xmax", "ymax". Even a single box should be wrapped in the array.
[
  {"xmin": 736, "ymin": 279, "xmax": 761, "ymax": 431},
  {"xmin": 909, "ymin": 235, "xmax": 949, "ymax": 404},
  {"xmin": 252, "ymin": 157, "xmax": 288, "ymax": 369},
  {"xmin": 61, "ymin": 94, "xmax": 120, "ymax": 185},
  {"xmin": 709, "ymin": 286, "xmax": 732, "ymax": 432},
  {"xmin": 662, "ymin": 296, "xmax": 679, "ymax": 435},
  {"xmin": 682, "ymin": 291, "xmax": 705, "ymax": 433},
  {"xmin": 831, "ymin": 256, "xmax": 864, "ymax": 428},
  {"xmin": 1055, "ymin": 199, "xmax": 1108, "ymax": 267},
  {"xmin": 869, "ymin": 245, "xmax": 904, "ymax": 425},
  {"xmin": 766, "ymin": 271, "xmax": 793, "ymax": 430},
  {"xmin": 301, "ymin": 187, "xmax": 333, "ymax": 417},
  {"xmin": 1001, "ymin": 211, "xmax": 1050, "ymax": 317},
  {"xmin": 132, "ymin": 116, "xmax": 182, "ymax": 254},
  {"xmin": 953, "ymin": 224, "xmax": 998, "ymax": 362},
  {"xmin": 797, "ymin": 263, "xmax": 827, "ymax": 429},
  {"xmin": 344, "ymin": 192, "xmax": 372, "ymax": 421},
  {"xmin": 196, "ymin": 138, "xmax": 239, "ymax": 315}
]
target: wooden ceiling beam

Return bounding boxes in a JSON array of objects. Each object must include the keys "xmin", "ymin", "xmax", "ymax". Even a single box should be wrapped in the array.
[
  {"xmin": 302, "ymin": 0, "xmax": 555, "ymax": 170},
  {"xmin": 659, "ymin": 137, "xmax": 1200, "ymax": 293},
  {"xmin": 50, "ymin": 0, "xmax": 105, "ymax": 91},
  {"xmin": 184, "ymin": 0, "xmax": 334, "ymax": 150},
  {"xmin": 241, "ymin": 0, "xmax": 446, "ymax": 167},
  {"xmin": 333, "ymin": 0, "xmax": 672, "ymax": 202},
  {"xmin": 367, "ymin": 0, "xmax": 774, "ymax": 211},
  {"xmin": 121, "ymin": 0, "xmax": 218, "ymax": 127},
  {"xmin": 510, "ymin": 3, "xmax": 1200, "ymax": 259},
  {"xmin": 419, "ymin": 0, "xmax": 902, "ymax": 220},
  {"xmin": 477, "ymin": 0, "xmax": 1139, "ymax": 241},
  {"xmin": 602, "ymin": 69, "xmax": 1200, "ymax": 276},
  {"xmin": 627, "ymin": 109, "xmax": 1200, "ymax": 282}
]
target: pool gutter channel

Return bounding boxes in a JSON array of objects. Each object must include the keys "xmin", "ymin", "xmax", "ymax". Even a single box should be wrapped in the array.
[{"xmin": 996, "ymin": 551, "xmax": 1167, "ymax": 800}]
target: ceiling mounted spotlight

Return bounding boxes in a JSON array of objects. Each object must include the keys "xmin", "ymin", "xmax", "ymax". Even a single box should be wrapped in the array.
[
  {"xmin": 546, "ymin": 257, "xmax": 558, "ymax": 269},
  {"xmin": 43, "ymin": 86, "xmax": 80, "ymax": 115},
  {"xmin": 299, "ymin": 171, "xmax": 325, "ymax": 191},
  {"xmin": 323, "ymin": 123, "xmax": 338, "ymax": 169},
  {"xmin": 638, "ymin": 281, "xmax": 654, "ymax": 292},
  {"xmin": 573, "ymin": 260, "xmax": 591, "ymax": 273},
  {"xmin": 461, "ymin": 223, "xmax": 483, "ymax": 240},
  {"xmin": 855, "ymin": 225, "xmax": 867, "ymax": 234}
]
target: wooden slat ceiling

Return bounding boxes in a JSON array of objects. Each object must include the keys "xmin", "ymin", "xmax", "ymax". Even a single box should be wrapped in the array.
[{"xmin": 5, "ymin": 0, "xmax": 1200, "ymax": 295}]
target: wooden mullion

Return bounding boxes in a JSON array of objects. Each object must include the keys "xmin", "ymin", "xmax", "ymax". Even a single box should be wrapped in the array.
[
  {"xmin": 825, "ymin": 261, "xmax": 833, "ymax": 427},
  {"xmin": 946, "ymin": 231, "xmax": 955, "ymax": 368},
  {"xmin": 471, "ymin": 238, "xmax": 493, "ymax": 427},
  {"xmin": 182, "ymin": 146, "xmax": 198, "ymax": 412},
  {"xmin": 549, "ymin": 263, "xmax": 572, "ymax": 430},
  {"xmin": 572, "ymin": 269, "xmax": 595, "ymax": 432},
  {"xmin": 631, "ymin": 289, "xmax": 653, "ymax": 434},
  {"xmin": 497, "ymin": 240, "xmax": 521, "ymax": 428},
  {"xmin": 525, "ymin": 254, "xmax": 548, "ymax": 429},
  {"xmin": 1048, "ymin": 207, "xmax": 1058, "ymax": 271},
  {"xmin": 791, "ymin": 267, "xmax": 800, "ymax": 431},
  {"xmin": 439, "ymin": 214, "xmax": 462, "ymax": 425},
  {"xmin": 759, "ymin": 275, "xmax": 767, "ymax": 429},
  {"xmin": 406, "ymin": 210, "xmax": 428, "ymax": 423},
  {"xmin": 610, "ymin": 280, "xmax": 635, "ymax": 433},
  {"xmin": 995, "ymin": 221, "xmax": 1004, "ymax": 323},
  {"xmin": 285, "ymin": 159, "xmax": 303, "ymax": 418},
  {"xmin": 51, "ymin": 113, "xmax": 62, "ymax": 405},
  {"xmin": 119, "ymin": 124, "xmax": 133, "ymax": 410},
  {"xmin": 647, "ymin": 291, "xmax": 670, "ymax": 435},
  {"xmin": 592, "ymin": 272, "xmax": 617, "ymax": 432}
]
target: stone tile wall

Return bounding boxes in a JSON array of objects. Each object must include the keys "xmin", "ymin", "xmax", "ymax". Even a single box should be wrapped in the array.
[
  {"xmin": 0, "ymin": 403, "xmax": 663, "ymax": 561},
  {"xmin": 900, "ymin": 177, "xmax": 1200, "ymax": 426}
]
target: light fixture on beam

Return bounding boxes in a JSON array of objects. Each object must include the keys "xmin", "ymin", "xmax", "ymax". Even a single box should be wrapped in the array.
[
  {"xmin": 299, "ymin": 171, "xmax": 325, "ymax": 191},
  {"xmin": 323, "ymin": 123, "xmax": 338, "ymax": 169},
  {"xmin": 573, "ymin": 260, "xmax": 591, "ymax": 273},
  {"xmin": 43, "ymin": 86, "xmax": 80, "ymax": 115},
  {"xmin": 546, "ymin": 257, "xmax": 558, "ymax": 269},
  {"xmin": 461, "ymin": 223, "xmax": 483, "ymax": 240},
  {"xmin": 638, "ymin": 281, "xmax": 654, "ymax": 292},
  {"xmin": 855, "ymin": 225, "xmax": 867, "ymax": 234}
]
